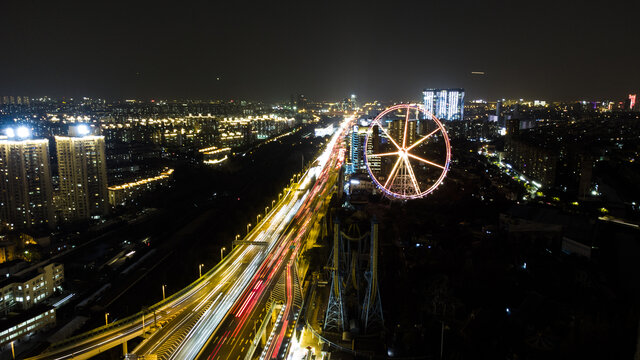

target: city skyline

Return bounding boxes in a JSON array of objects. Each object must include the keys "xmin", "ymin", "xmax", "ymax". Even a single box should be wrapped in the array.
[
  {"xmin": 1, "ymin": 1, "xmax": 639, "ymax": 359},
  {"xmin": 1, "ymin": 1, "xmax": 638, "ymax": 102}
]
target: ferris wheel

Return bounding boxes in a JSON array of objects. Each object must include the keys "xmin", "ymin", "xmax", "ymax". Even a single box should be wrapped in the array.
[{"xmin": 363, "ymin": 104, "xmax": 451, "ymax": 199}]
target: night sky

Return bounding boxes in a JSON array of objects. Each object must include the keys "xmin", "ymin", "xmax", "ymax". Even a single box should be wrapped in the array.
[{"xmin": 1, "ymin": 0, "xmax": 638, "ymax": 102}]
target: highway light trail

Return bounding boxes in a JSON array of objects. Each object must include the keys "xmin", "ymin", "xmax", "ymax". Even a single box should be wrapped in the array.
[
  {"xmin": 197, "ymin": 115, "xmax": 351, "ymax": 360},
  {"xmin": 27, "ymin": 115, "xmax": 352, "ymax": 360}
]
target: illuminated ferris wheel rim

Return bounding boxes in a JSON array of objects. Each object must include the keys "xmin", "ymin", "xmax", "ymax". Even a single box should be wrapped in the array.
[{"xmin": 363, "ymin": 103, "xmax": 451, "ymax": 200}]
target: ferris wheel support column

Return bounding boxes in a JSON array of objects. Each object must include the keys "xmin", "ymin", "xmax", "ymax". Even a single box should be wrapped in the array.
[
  {"xmin": 361, "ymin": 218, "xmax": 383, "ymax": 332},
  {"xmin": 324, "ymin": 221, "xmax": 346, "ymax": 333}
]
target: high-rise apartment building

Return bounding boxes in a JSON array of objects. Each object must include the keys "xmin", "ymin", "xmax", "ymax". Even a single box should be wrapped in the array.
[
  {"xmin": 347, "ymin": 124, "xmax": 380, "ymax": 175},
  {"xmin": 422, "ymin": 88, "xmax": 465, "ymax": 120},
  {"xmin": 55, "ymin": 133, "xmax": 109, "ymax": 221},
  {"xmin": 347, "ymin": 125, "xmax": 362, "ymax": 174},
  {"xmin": 0, "ymin": 136, "xmax": 55, "ymax": 229}
]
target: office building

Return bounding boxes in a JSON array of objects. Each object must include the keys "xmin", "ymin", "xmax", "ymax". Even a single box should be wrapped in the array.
[
  {"xmin": 55, "ymin": 130, "xmax": 109, "ymax": 222},
  {"xmin": 422, "ymin": 88, "xmax": 465, "ymax": 120},
  {"xmin": 0, "ymin": 134, "xmax": 55, "ymax": 229}
]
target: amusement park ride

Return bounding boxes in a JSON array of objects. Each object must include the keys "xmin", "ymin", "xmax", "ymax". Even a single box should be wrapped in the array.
[
  {"xmin": 364, "ymin": 103, "xmax": 451, "ymax": 200},
  {"xmin": 323, "ymin": 104, "xmax": 452, "ymax": 341}
]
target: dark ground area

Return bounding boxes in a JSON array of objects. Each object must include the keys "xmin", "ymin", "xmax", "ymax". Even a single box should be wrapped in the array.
[{"xmin": 350, "ymin": 140, "xmax": 640, "ymax": 360}]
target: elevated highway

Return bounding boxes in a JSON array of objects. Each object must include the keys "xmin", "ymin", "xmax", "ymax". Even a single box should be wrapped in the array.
[{"xmin": 27, "ymin": 115, "xmax": 352, "ymax": 360}]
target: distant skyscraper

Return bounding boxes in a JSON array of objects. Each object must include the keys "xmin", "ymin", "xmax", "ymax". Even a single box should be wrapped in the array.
[
  {"xmin": 296, "ymin": 94, "xmax": 308, "ymax": 111},
  {"xmin": 0, "ymin": 137, "xmax": 55, "ymax": 229},
  {"xmin": 422, "ymin": 88, "xmax": 465, "ymax": 120},
  {"xmin": 55, "ymin": 132, "xmax": 109, "ymax": 221}
]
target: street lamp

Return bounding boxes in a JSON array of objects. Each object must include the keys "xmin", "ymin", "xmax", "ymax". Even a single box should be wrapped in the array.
[
  {"xmin": 272, "ymin": 199, "xmax": 275, "ymax": 207},
  {"xmin": 278, "ymin": 193, "xmax": 282, "ymax": 200},
  {"xmin": 247, "ymin": 223, "xmax": 251, "ymax": 234},
  {"xmin": 105, "ymin": 312, "xmax": 109, "ymax": 326},
  {"xmin": 235, "ymin": 234, "xmax": 240, "ymax": 241},
  {"xmin": 265, "ymin": 206, "xmax": 269, "ymax": 215},
  {"xmin": 257, "ymin": 214, "xmax": 261, "ymax": 224},
  {"xmin": 220, "ymin": 247, "xmax": 226, "ymax": 261},
  {"xmin": 199, "ymin": 264, "xmax": 204, "ymax": 277},
  {"xmin": 162, "ymin": 285, "xmax": 166, "ymax": 300}
]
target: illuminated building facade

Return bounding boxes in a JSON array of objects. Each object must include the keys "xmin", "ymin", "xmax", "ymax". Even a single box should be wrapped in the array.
[
  {"xmin": 55, "ymin": 135, "xmax": 109, "ymax": 221},
  {"xmin": 347, "ymin": 125, "xmax": 379, "ymax": 174},
  {"xmin": 0, "ymin": 96, "xmax": 29, "ymax": 105},
  {"xmin": 367, "ymin": 124, "xmax": 381, "ymax": 175},
  {"xmin": 0, "ymin": 306, "xmax": 56, "ymax": 347},
  {"xmin": 505, "ymin": 137, "xmax": 558, "ymax": 187},
  {"xmin": 108, "ymin": 168, "xmax": 174, "ymax": 206},
  {"xmin": 423, "ymin": 88, "xmax": 465, "ymax": 120},
  {"xmin": 0, "ymin": 260, "xmax": 63, "ymax": 346},
  {"xmin": 347, "ymin": 125, "xmax": 362, "ymax": 174},
  {"xmin": 0, "ymin": 263, "xmax": 64, "ymax": 313},
  {"xmin": 0, "ymin": 240, "xmax": 16, "ymax": 264},
  {"xmin": 0, "ymin": 137, "xmax": 55, "ymax": 229}
]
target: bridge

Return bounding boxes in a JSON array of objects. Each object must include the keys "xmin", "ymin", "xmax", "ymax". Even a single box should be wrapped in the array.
[{"xmin": 27, "ymin": 115, "xmax": 353, "ymax": 360}]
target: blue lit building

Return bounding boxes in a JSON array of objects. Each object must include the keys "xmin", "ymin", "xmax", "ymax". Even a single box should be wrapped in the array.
[
  {"xmin": 347, "ymin": 125, "xmax": 361, "ymax": 174},
  {"xmin": 346, "ymin": 125, "xmax": 376, "ymax": 174},
  {"xmin": 422, "ymin": 88, "xmax": 465, "ymax": 120}
]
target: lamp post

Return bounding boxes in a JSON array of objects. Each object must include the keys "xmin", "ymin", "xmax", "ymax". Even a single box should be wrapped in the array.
[
  {"xmin": 257, "ymin": 214, "xmax": 261, "ymax": 224},
  {"xmin": 265, "ymin": 206, "xmax": 269, "ymax": 215},
  {"xmin": 199, "ymin": 264, "xmax": 204, "ymax": 278},
  {"xmin": 162, "ymin": 285, "xmax": 166, "ymax": 300},
  {"xmin": 247, "ymin": 223, "xmax": 251, "ymax": 234},
  {"xmin": 278, "ymin": 193, "xmax": 282, "ymax": 200},
  {"xmin": 220, "ymin": 247, "xmax": 226, "ymax": 261},
  {"xmin": 105, "ymin": 312, "xmax": 109, "ymax": 326},
  {"xmin": 272, "ymin": 199, "xmax": 275, "ymax": 207}
]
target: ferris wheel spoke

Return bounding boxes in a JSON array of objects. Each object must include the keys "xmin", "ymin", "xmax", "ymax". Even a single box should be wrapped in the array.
[
  {"xmin": 404, "ymin": 157, "xmax": 421, "ymax": 195},
  {"xmin": 406, "ymin": 128, "xmax": 440, "ymax": 151},
  {"xmin": 373, "ymin": 119, "xmax": 402, "ymax": 151},
  {"xmin": 368, "ymin": 151, "xmax": 399, "ymax": 157},
  {"xmin": 407, "ymin": 152, "xmax": 445, "ymax": 169},
  {"xmin": 383, "ymin": 156, "xmax": 402, "ymax": 189},
  {"xmin": 402, "ymin": 106, "xmax": 410, "ymax": 148}
]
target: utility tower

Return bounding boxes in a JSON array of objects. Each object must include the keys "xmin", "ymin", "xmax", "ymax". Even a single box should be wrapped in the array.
[{"xmin": 361, "ymin": 219, "xmax": 384, "ymax": 332}]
